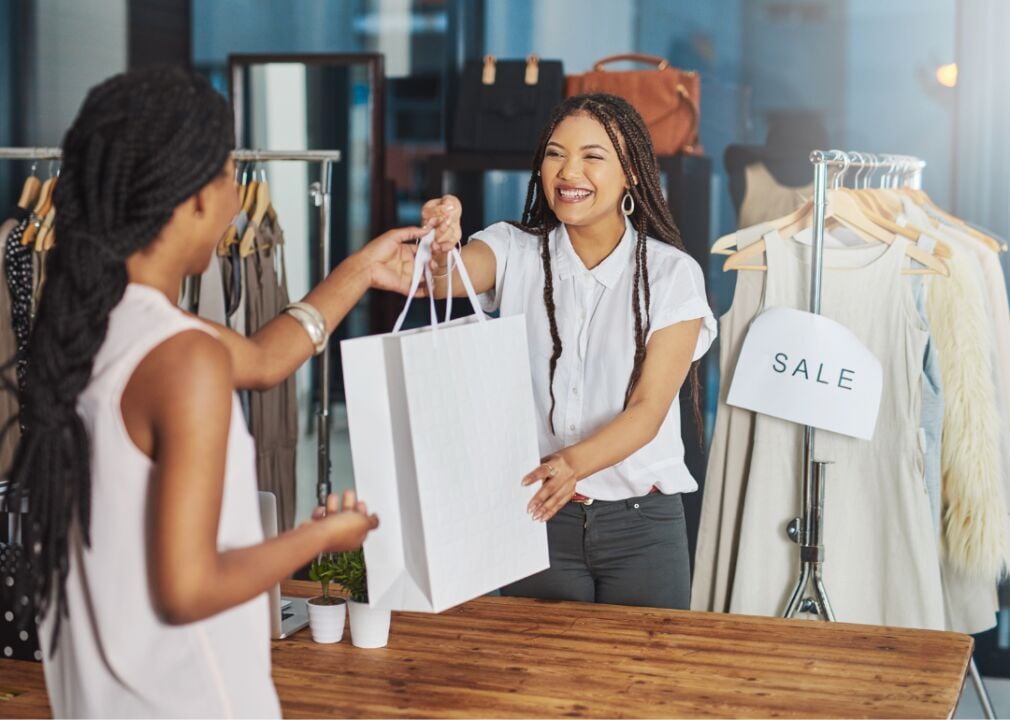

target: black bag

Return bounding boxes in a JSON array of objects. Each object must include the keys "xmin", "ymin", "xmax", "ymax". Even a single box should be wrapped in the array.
[{"xmin": 451, "ymin": 55, "xmax": 564, "ymax": 154}]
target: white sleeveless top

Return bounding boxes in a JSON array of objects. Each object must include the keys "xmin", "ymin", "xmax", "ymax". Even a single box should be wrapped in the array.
[{"xmin": 39, "ymin": 283, "xmax": 280, "ymax": 718}]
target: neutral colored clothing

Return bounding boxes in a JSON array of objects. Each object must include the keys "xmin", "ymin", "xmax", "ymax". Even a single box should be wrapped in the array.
[
  {"xmin": 728, "ymin": 229, "xmax": 945, "ymax": 629},
  {"xmin": 245, "ymin": 216, "xmax": 298, "ymax": 532},
  {"xmin": 0, "ymin": 216, "xmax": 22, "ymax": 474},
  {"xmin": 690, "ymin": 223, "xmax": 770, "ymax": 613},
  {"xmin": 474, "ymin": 217, "xmax": 716, "ymax": 501},
  {"xmin": 40, "ymin": 283, "xmax": 280, "ymax": 718},
  {"xmin": 501, "ymin": 492, "xmax": 691, "ymax": 608},
  {"xmin": 197, "ymin": 252, "xmax": 228, "ymax": 326},
  {"xmin": 924, "ymin": 233, "xmax": 1009, "ymax": 581},
  {"xmin": 737, "ymin": 162, "xmax": 812, "ymax": 229}
]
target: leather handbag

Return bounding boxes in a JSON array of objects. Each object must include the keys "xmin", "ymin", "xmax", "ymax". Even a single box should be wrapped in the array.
[
  {"xmin": 565, "ymin": 54, "xmax": 702, "ymax": 156},
  {"xmin": 451, "ymin": 55, "xmax": 564, "ymax": 154}
]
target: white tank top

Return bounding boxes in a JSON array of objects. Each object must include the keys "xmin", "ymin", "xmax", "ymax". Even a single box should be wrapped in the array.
[{"xmin": 39, "ymin": 283, "xmax": 281, "ymax": 718}]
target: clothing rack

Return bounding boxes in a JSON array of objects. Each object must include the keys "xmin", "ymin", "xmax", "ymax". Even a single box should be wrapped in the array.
[
  {"xmin": 787, "ymin": 149, "xmax": 994, "ymax": 719},
  {"xmin": 0, "ymin": 146, "xmax": 343, "ymax": 509}
]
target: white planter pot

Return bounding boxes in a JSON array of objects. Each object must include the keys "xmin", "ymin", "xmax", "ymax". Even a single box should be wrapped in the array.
[
  {"xmin": 307, "ymin": 597, "xmax": 346, "ymax": 644},
  {"xmin": 347, "ymin": 600, "xmax": 391, "ymax": 648}
]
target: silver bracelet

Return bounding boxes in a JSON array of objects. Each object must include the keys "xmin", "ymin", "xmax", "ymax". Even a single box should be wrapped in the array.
[{"xmin": 283, "ymin": 301, "xmax": 328, "ymax": 355}]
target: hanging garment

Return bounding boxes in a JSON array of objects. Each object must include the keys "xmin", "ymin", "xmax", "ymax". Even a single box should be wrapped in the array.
[
  {"xmin": 691, "ymin": 222, "xmax": 771, "ymax": 613},
  {"xmin": 197, "ymin": 252, "xmax": 228, "ymax": 326},
  {"xmin": 913, "ymin": 271, "xmax": 945, "ymax": 535},
  {"xmin": 928, "ymin": 231, "xmax": 1010, "ymax": 579},
  {"xmin": 727, "ymin": 229, "xmax": 945, "ymax": 629},
  {"xmin": 737, "ymin": 163, "xmax": 812, "ymax": 229},
  {"xmin": 39, "ymin": 283, "xmax": 280, "ymax": 718},
  {"xmin": 0, "ymin": 214, "xmax": 23, "ymax": 473},
  {"xmin": 244, "ymin": 216, "xmax": 298, "ymax": 532},
  {"xmin": 4, "ymin": 212, "xmax": 33, "ymax": 423}
]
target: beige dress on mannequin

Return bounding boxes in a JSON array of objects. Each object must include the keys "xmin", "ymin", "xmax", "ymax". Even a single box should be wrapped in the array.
[{"xmin": 737, "ymin": 163, "xmax": 812, "ymax": 229}]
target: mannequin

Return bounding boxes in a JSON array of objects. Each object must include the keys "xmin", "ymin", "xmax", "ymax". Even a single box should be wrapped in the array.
[{"xmin": 724, "ymin": 110, "xmax": 829, "ymax": 225}]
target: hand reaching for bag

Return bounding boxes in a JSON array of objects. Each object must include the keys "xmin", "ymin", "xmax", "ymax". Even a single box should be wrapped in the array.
[
  {"xmin": 421, "ymin": 194, "xmax": 463, "ymax": 274},
  {"xmin": 310, "ymin": 490, "xmax": 380, "ymax": 553},
  {"xmin": 523, "ymin": 453, "xmax": 578, "ymax": 522},
  {"xmin": 354, "ymin": 225, "xmax": 428, "ymax": 295}
]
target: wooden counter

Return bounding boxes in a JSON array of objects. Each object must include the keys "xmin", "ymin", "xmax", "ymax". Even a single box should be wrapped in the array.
[{"xmin": 0, "ymin": 580, "xmax": 972, "ymax": 718}]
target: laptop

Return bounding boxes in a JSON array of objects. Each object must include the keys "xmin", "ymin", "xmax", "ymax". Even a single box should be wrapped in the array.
[{"xmin": 258, "ymin": 491, "xmax": 309, "ymax": 639}]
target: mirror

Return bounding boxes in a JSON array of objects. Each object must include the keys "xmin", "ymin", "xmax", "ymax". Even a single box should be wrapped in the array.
[
  {"xmin": 229, "ymin": 53, "xmax": 385, "ymax": 331},
  {"xmin": 228, "ymin": 53, "xmax": 387, "ymax": 526}
]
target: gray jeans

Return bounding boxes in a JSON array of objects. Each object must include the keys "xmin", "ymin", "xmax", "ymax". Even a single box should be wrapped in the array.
[{"xmin": 500, "ymin": 492, "xmax": 691, "ymax": 609}]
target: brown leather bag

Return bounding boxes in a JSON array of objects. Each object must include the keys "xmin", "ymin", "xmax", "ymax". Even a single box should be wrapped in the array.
[{"xmin": 564, "ymin": 54, "xmax": 701, "ymax": 156}]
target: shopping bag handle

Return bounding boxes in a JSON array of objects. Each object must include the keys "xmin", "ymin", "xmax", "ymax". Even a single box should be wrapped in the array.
[{"xmin": 392, "ymin": 230, "xmax": 486, "ymax": 333}]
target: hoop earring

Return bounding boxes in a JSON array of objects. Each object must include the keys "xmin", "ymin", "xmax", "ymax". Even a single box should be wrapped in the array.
[{"xmin": 622, "ymin": 190, "xmax": 635, "ymax": 216}]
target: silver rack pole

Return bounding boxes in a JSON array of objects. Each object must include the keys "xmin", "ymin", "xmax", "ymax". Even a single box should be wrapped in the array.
[
  {"xmin": 316, "ymin": 159, "xmax": 334, "ymax": 505},
  {"xmin": 783, "ymin": 149, "xmax": 835, "ymax": 622},
  {"xmin": 0, "ymin": 147, "xmax": 343, "ymax": 163},
  {"xmin": 778, "ymin": 149, "xmax": 992, "ymax": 720},
  {"xmin": 0, "ymin": 146, "xmax": 343, "ymax": 511}
]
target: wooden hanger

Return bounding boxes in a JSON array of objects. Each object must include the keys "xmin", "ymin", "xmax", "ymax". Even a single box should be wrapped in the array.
[
  {"xmin": 17, "ymin": 173, "xmax": 41, "ymax": 211},
  {"xmin": 900, "ymin": 188, "xmax": 1005, "ymax": 253},
  {"xmin": 34, "ymin": 208, "xmax": 55, "ymax": 252},
  {"xmin": 218, "ymin": 177, "xmax": 259, "ymax": 257},
  {"xmin": 21, "ymin": 176, "xmax": 57, "ymax": 248},
  {"xmin": 711, "ymin": 199, "xmax": 814, "ymax": 255},
  {"xmin": 846, "ymin": 188, "xmax": 953, "ymax": 259},
  {"xmin": 724, "ymin": 189, "xmax": 949, "ymax": 276},
  {"xmin": 239, "ymin": 178, "xmax": 272, "ymax": 258}
]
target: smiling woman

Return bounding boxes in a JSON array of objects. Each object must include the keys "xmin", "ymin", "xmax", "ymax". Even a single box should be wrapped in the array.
[{"xmin": 413, "ymin": 93, "xmax": 717, "ymax": 610}]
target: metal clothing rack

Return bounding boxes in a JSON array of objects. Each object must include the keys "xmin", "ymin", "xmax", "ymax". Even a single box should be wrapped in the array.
[
  {"xmin": 786, "ymin": 149, "xmax": 995, "ymax": 719},
  {"xmin": 0, "ymin": 146, "xmax": 342, "ymax": 507}
]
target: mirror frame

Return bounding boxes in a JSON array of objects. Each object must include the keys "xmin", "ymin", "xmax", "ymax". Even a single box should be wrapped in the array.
[{"xmin": 227, "ymin": 52, "xmax": 386, "ymax": 246}]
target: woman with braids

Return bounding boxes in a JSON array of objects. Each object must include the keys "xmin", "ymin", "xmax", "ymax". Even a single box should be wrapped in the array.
[
  {"xmin": 6, "ymin": 67, "xmax": 438, "ymax": 717},
  {"xmin": 422, "ymin": 93, "xmax": 716, "ymax": 609}
]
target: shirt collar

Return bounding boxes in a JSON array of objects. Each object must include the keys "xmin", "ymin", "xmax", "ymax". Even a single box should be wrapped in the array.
[{"xmin": 551, "ymin": 216, "xmax": 637, "ymax": 289}]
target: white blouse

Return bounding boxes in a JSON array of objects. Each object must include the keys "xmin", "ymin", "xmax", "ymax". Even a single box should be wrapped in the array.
[{"xmin": 473, "ymin": 217, "xmax": 716, "ymax": 500}]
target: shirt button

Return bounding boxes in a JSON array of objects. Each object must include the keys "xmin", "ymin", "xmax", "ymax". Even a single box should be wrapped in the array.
[
  {"xmin": 569, "ymin": 424, "xmax": 576, "ymax": 431},
  {"xmin": 572, "ymin": 387, "xmax": 579, "ymax": 396}
]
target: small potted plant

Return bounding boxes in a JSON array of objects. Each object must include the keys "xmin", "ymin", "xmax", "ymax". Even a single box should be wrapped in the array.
[
  {"xmin": 332, "ymin": 549, "xmax": 390, "ymax": 648},
  {"xmin": 306, "ymin": 554, "xmax": 346, "ymax": 643}
]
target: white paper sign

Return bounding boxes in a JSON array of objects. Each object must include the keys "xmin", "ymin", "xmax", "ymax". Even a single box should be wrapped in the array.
[
  {"xmin": 341, "ymin": 232, "xmax": 549, "ymax": 613},
  {"xmin": 727, "ymin": 306, "xmax": 882, "ymax": 440}
]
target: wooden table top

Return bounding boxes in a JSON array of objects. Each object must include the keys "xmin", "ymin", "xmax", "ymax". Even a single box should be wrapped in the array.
[{"xmin": 0, "ymin": 580, "xmax": 972, "ymax": 719}]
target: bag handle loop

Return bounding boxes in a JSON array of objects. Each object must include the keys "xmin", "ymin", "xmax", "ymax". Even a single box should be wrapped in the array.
[
  {"xmin": 392, "ymin": 230, "xmax": 486, "ymax": 334},
  {"xmin": 592, "ymin": 53, "xmax": 670, "ymax": 72}
]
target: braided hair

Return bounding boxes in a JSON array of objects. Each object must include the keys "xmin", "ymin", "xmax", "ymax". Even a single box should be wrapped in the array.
[
  {"xmin": 510, "ymin": 93, "xmax": 702, "ymax": 436},
  {"xmin": 6, "ymin": 66, "xmax": 234, "ymax": 651}
]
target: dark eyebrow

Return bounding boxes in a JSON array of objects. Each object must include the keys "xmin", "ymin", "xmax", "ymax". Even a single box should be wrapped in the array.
[{"xmin": 545, "ymin": 141, "xmax": 611, "ymax": 153}]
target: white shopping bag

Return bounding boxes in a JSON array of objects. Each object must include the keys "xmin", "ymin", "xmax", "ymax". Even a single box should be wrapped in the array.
[{"xmin": 340, "ymin": 232, "xmax": 549, "ymax": 613}]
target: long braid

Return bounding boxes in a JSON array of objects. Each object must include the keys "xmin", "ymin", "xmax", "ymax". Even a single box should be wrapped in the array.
[
  {"xmin": 7, "ymin": 66, "xmax": 234, "ymax": 653},
  {"xmin": 539, "ymin": 235, "xmax": 563, "ymax": 434},
  {"xmin": 508, "ymin": 93, "xmax": 703, "ymax": 438}
]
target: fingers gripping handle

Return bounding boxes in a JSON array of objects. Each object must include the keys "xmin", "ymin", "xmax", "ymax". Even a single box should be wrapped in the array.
[{"xmin": 391, "ymin": 230, "xmax": 487, "ymax": 334}]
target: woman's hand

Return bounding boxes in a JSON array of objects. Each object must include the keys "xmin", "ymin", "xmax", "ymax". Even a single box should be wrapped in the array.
[
  {"xmin": 353, "ymin": 225, "xmax": 428, "ymax": 295},
  {"xmin": 421, "ymin": 194, "xmax": 462, "ymax": 273},
  {"xmin": 523, "ymin": 453, "xmax": 578, "ymax": 522},
  {"xmin": 310, "ymin": 490, "xmax": 380, "ymax": 553}
]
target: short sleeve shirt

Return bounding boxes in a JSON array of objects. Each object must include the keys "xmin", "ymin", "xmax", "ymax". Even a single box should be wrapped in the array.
[{"xmin": 473, "ymin": 216, "xmax": 716, "ymax": 500}]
